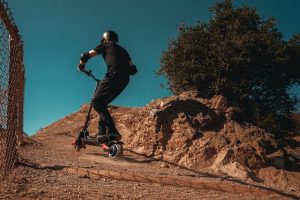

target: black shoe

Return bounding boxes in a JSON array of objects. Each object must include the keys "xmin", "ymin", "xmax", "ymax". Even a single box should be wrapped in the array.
[
  {"xmin": 86, "ymin": 132, "xmax": 106, "ymax": 140},
  {"xmin": 96, "ymin": 134, "xmax": 107, "ymax": 140},
  {"xmin": 107, "ymin": 132, "xmax": 122, "ymax": 140},
  {"xmin": 87, "ymin": 135, "xmax": 96, "ymax": 139}
]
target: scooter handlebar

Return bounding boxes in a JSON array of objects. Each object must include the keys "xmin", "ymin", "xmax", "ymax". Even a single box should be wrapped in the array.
[{"xmin": 83, "ymin": 69, "xmax": 92, "ymax": 76}]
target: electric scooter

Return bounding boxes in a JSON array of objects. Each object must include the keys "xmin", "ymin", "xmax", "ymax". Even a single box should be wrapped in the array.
[{"xmin": 72, "ymin": 69, "xmax": 123, "ymax": 159}]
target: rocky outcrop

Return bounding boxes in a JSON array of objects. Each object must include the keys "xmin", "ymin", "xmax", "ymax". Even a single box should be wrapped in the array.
[{"xmin": 113, "ymin": 91, "xmax": 283, "ymax": 180}]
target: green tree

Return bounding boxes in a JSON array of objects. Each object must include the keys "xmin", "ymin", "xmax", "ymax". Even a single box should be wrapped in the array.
[{"xmin": 158, "ymin": 0, "xmax": 300, "ymax": 135}]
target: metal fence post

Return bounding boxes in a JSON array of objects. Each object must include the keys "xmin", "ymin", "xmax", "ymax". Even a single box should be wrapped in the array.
[{"xmin": 0, "ymin": 1, "xmax": 24, "ymax": 179}]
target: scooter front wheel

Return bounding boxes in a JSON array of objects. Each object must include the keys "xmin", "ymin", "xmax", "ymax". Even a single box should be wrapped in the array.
[
  {"xmin": 108, "ymin": 143, "xmax": 123, "ymax": 159},
  {"xmin": 72, "ymin": 138, "xmax": 85, "ymax": 151}
]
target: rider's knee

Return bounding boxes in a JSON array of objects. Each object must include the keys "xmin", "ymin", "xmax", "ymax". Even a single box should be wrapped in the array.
[{"xmin": 92, "ymin": 98, "xmax": 106, "ymax": 112}]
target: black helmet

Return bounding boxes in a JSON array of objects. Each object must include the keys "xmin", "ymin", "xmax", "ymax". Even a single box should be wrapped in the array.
[{"xmin": 101, "ymin": 30, "xmax": 119, "ymax": 43}]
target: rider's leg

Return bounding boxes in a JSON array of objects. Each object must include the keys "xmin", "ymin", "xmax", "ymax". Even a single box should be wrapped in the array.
[
  {"xmin": 98, "ymin": 115, "xmax": 106, "ymax": 136},
  {"xmin": 94, "ymin": 103, "xmax": 120, "ymax": 138},
  {"xmin": 92, "ymin": 74, "xmax": 129, "ymax": 139}
]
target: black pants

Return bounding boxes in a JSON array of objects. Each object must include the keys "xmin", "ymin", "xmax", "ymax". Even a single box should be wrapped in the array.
[{"xmin": 92, "ymin": 72, "xmax": 129, "ymax": 135}]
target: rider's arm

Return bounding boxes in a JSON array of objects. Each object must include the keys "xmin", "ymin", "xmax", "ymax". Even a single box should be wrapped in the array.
[
  {"xmin": 80, "ymin": 42, "xmax": 106, "ymax": 65},
  {"xmin": 78, "ymin": 43, "xmax": 105, "ymax": 71},
  {"xmin": 79, "ymin": 50, "xmax": 98, "ymax": 65}
]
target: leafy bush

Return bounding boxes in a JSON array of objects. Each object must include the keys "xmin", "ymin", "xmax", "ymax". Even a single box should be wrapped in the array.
[{"xmin": 158, "ymin": 0, "xmax": 300, "ymax": 135}]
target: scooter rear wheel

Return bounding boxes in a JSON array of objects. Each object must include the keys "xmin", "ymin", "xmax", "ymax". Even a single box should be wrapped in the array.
[{"xmin": 108, "ymin": 143, "xmax": 123, "ymax": 159}]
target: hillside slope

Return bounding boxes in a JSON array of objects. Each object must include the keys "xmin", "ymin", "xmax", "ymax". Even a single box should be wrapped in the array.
[{"xmin": 0, "ymin": 92, "xmax": 299, "ymax": 199}]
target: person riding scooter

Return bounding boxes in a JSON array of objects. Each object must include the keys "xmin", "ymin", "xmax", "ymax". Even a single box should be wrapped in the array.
[{"xmin": 78, "ymin": 30, "xmax": 137, "ymax": 140}]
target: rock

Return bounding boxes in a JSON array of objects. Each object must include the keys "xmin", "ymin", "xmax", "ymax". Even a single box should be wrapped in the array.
[
  {"xmin": 266, "ymin": 149, "xmax": 286, "ymax": 169},
  {"xmin": 284, "ymin": 154, "xmax": 300, "ymax": 171},
  {"xmin": 178, "ymin": 90, "xmax": 199, "ymax": 99},
  {"xmin": 285, "ymin": 147, "xmax": 300, "ymax": 160},
  {"xmin": 225, "ymin": 107, "xmax": 237, "ymax": 120},
  {"xmin": 233, "ymin": 145, "xmax": 266, "ymax": 171},
  {"xmin": 258, "ymin": 167, "xmax": 300, "ymax": 191},
  {"xmin": 217, "ymin": 162, "xmax": 258, "ymax": 181},
  {"xmin": 211, "ymin": 148, "xmax": 234, "ymax": 170},
  {"xmin": 160, "ymin": 163, "xmax": 170, "ymax": 168},
  {"xmin": 198, "ymin": 137, "xmax": 211, "ymax": 148}
]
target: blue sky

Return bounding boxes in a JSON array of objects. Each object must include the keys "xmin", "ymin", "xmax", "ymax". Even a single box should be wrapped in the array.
[{"xmin": 6, "ymin": 0, "xmax": 300, "ymax": 135}]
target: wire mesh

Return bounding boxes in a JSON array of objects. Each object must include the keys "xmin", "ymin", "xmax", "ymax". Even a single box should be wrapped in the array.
[{"xmin": 0, "ymin": 0, "xmax": 24, "ymax": 179}]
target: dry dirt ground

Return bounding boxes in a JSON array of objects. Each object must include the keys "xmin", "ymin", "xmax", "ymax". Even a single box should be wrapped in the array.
[
  {"xmin": 0, "ymin": 103, "xmax": 299, "ymax": 199},
  {"xmin": 0, "ymin": 134, "xmax": 297, "ymax": 200}
]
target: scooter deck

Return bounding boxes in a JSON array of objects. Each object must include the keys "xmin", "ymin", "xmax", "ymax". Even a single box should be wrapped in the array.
[
  {"xmin": 87, "ymin": 134, "xmax": 122, "ymax": 142},
  {"xmin": 75, "ymin": 134, "xmax": 121, "ymax": 147}
]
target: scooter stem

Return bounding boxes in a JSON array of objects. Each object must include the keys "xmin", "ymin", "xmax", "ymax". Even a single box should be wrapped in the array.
[
  {"xmin": 82, "ymin": 69, "xmax": 101, "ymax": 130},
  {"xmin": 83, "ymin": 69, "xmax": 100, "ymax": 82}
]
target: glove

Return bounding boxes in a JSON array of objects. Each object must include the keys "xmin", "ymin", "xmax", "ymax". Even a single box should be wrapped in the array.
[
  {"xmin": 128, "ymin": 65, "xmax": 137, "ymax": 75},
  {"xmin": 77, "ymin": 64, "xmax": 85, "ymax": 72}
]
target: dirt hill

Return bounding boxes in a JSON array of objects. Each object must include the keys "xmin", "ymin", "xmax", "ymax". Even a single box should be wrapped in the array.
[{"xmin": 0, "ymin": 91, "xmax": 299, "ymax": 199}]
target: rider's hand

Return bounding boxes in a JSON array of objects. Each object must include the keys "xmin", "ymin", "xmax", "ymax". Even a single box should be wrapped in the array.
[{"xmin": 77, "ymin": 64, "xmax": 85, "ymax": 72}]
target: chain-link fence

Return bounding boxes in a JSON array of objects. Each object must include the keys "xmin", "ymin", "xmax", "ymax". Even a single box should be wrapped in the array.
[{"xmin": 0, "ymin": 0, "xmax": 24, "ymax": 179}]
